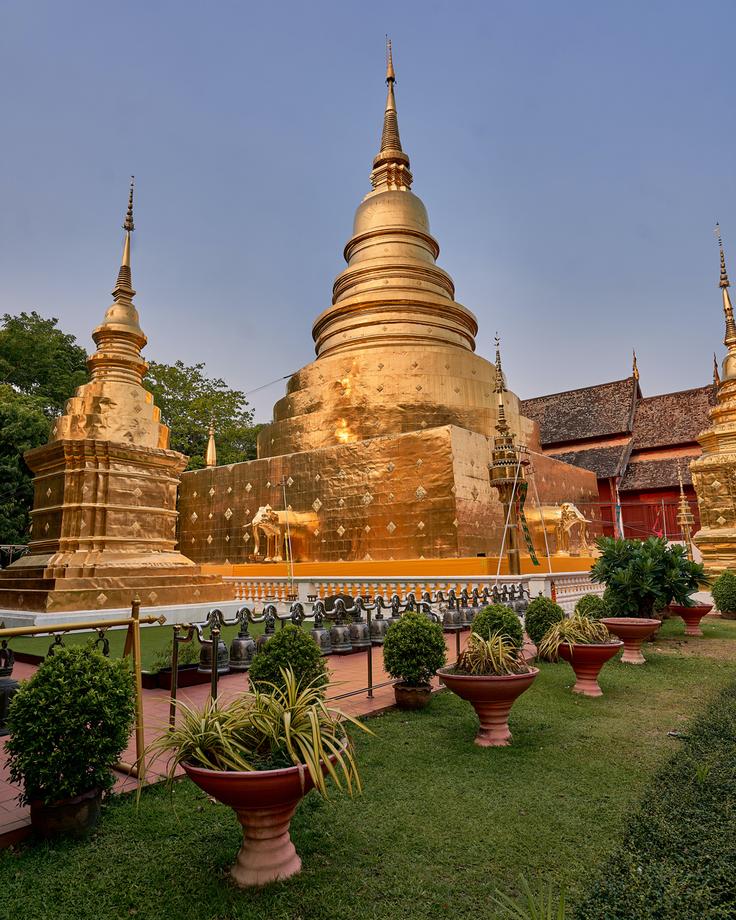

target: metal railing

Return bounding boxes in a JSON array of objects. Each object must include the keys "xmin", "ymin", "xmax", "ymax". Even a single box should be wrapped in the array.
[{"xmin": 168, "ymin": 583, "xmax": 533, "ymax": 722}]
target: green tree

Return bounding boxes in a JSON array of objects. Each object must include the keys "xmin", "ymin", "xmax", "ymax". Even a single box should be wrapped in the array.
[
  {"xmin": 145, "ymin": 360, "xmax": 260, "ymax": 469},
  {"xmin": 0, "ymin": 385, "xmax": 50, "ymax": 543},
  {"xmin": 0, "ymin": 311, "xmax": 87, "ymax": 414},
  {"xmin": 0, "ymin": 312, "xmax": 88, "ymax": 545}
]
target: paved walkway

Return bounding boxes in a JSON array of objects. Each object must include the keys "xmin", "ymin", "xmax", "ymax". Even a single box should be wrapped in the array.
[{"xmin": 0, "ymin": 632, "xmax": 471, "ymax": 846}]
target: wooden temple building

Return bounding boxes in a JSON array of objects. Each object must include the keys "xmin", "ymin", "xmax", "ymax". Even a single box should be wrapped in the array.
[{"xmin": 521, "ymin": 357, "xmax": 717, "ymax": 540}]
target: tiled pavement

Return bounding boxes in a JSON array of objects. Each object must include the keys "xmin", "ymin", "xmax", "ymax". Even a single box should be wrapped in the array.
[{"xmin": 0, "ymin": 632, "xmax": 471, "ymax": 846}]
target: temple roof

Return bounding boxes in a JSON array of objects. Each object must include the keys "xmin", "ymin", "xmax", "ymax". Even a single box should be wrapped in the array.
[
  {"xmin": 549, "ymin": 444, "xmax": 631, "ymax": 479},
  {"xmin": 620, "ymin": 456, "xmax": 697, "ymax": 491},
  {"xmin": 630, "ymin": 386, "xmax": 716, "ymax": 450},
  {"xmin": 521, "ymin": 377, "xmax": 639, "ymax": 447}
]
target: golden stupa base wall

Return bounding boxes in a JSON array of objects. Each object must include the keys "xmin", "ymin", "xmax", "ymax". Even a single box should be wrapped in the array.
[
  {"xmin": 178, "ymin": 424, "xmax": 599, "ymax": 566},
  {"xmin": 692, "ymin": 528, "xmax": 736, "ymax": 574},
  {"xmin": 0, "ymin": 438, "xmax": 234, "ymax": 614}
]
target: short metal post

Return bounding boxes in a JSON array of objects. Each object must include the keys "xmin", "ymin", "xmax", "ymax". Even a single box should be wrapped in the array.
[
  {"xmin": 210, "ymin": 624, "xmax": 220, "ymax": 700},
  {"xmin": 168, "ymin": 625, "xmax": 180, "ymax": 729},
  {"xmin": 455, "ymin": 627, "xmax": 461, "ymax": 661},
  {"xmin": 130, "ymin": 595, "xmax": 145, "ymax": 779},
  {"xmin": 366, "ymin": 607, "xmax": 373, "ymax": 699}
]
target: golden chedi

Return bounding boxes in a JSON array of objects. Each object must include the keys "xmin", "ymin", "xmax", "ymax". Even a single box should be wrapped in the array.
[
  {"xmin": 0, "ymin": 181, "xmax": 233, "ymax": 615},
  {"xmin": 178, "ymin": 46, "xmax": 599, "ymax": 572},
  {"xmin": 692, "ymin": 228, "xmax": 736, "ymax": 571}
]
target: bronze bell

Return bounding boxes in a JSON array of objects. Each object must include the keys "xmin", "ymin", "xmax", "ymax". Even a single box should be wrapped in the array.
[
  {"xmin": 310, "ymin": 607, "xmax": 333, "ymax": 656},
  {"xmin": 442, "ymin": 605, "xmax": 463, "ymax": 632},
  {"xmin": 329, "ymin": 601, "xmax": 352, "ymax": 654},
  {"xmin": 369, "ymin": 612, "xmax": 389, "ymax": 645},
  {"xmin": 255, "ymin": 607, "xmax": 277, "ymax": 655},
  {"xmin": 0, "ymin": 641, "xmax": 18, "ymax": 737},
  {"xmin": 347, "ymin": 604, "xmax": 371, "ymax": 651},
  {"xmin": 198, "ymin": 636, "xmax": 230, "ymax": 675},
  {"xmin": 460, "ymin": 605, "xmax": 476, "ymax": 629},
  {"xmin": 229, "ymin": 612, "xmax": 256, "ymax": 672}
]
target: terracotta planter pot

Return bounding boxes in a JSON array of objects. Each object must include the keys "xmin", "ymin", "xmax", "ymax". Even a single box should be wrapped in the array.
[
  {"xmin": 437, "ymin": 666, "xmax": 538, "ymax": 747},
  {"xmin": 601, "ymin": 618, "xmax": 661, "ymax": 664},
  {"xmin": 668, "ymin": 603, "xmax": 713, "ymax": 637},
  {"xmin": 30, "ymin": 787, "xmax": 102, "ymax": 838},
  {"xmin": 184, "ymin": 757, "xmax": 333, "ymax": 887},
  {"xmin": 393, "ymin": 682, "xmax": 432, "ymax": 710},
  {"xmin": 558, "ymin": 641, "xmax": 623, "ymax": 697}
]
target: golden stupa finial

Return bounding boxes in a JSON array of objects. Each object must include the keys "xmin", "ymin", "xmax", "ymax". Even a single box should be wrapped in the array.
[
  {"xmin": 371, "ymin": 38, "xmax": 412, "ymax": 191},
  {"xmin": 714, "ymin": 352, "xmax": 721, "ymax": 387},
  {"xmin": 715, "ymin": 224, "xmax": 736, "ymax": 366},
  {"xmin": 120, "ymin": 176, "xmax": 134, "ymax": 270},
  {"xmin": 205, "ymin": 418, "xmax": 217, "ymax": 468},
  {"xmin": 677, "ymin": 459, "xmax": 686, "ymax": 498},
  {"xmin": 494, "ymin": 334, "xmax": 510, "ymax": 436},
  {"xmin": 632, "ymin": 348, "xmax": 639, "ymax": 381},
  {"xmin": 386, "ymin": 35, "xmax": 395, "ymax": 83}
]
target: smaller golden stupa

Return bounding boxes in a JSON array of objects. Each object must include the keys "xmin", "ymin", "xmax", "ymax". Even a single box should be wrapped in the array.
[
  {"xmin": 0, "ymin": 180, "xmax": 233, "ymax": 615},
  {"xmin": 692, "ymin": 226, "xmax": 736, "ymax": 571}
]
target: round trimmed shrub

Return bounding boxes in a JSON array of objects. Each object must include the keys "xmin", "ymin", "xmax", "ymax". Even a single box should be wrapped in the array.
[
  {"xmin": 6, "ymin": 646, "xmax": 135, "ymax": 806},
  {"xmin": 248, "ymin": 625, "xmax": 328, "ymax": 693},
  {"xmin": 574, "ymin": 593, "xmax": 608, "ymax": 621},
  {"xmin": 382, "ymin": 612, "xmax": 447, "ymax": 687},
  {"xmin": 524, "ymin": 596, "xmax": 565, "ymax": 646},
  {"xmin": 712, "ymin": 571, "xmax": 736, "ymax": 619},
  {"xmin": 472, "ymin": 604, "xmax": 524, "ymax": 649}
]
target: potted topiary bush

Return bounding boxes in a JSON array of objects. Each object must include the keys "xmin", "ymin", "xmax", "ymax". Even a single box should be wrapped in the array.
[
  {"xmin": 472, "ymin": 604, "xmax": 524, "ymax": 648},
  {"xmin": 712, "ymin": 571, "xmax": 736, "ymax": 620},
  {"xmin": 538, "ymin": 614, "xmax": 622, "ymax": 697},
  {"xmin": 592, "ymin": 536, "xmax": 710, "ymax": 662},
  {"xmin": 523, "ymin": 596, "xmax": 565, "ymax": 657},
  {"xmin": 151, "ymin": 667, "xmax": 369, "ymax": 887},
  {"xmin": 248, "ymin": 625, "xmax": 328, "ymax": 695},
  {"xmin": 6, "ymin": 646, "xmax": 135, "ymax": 837},
  {"xmin": 437, "ymin": 632, "xmax": 538, "ymax": 746},
  {"xmin": 574, "ymin": 593, "xmax": 608, "ymax": 621},
  {"xmin": 382, "ymin": 611, "xmax": 447, "ymax": 709}
]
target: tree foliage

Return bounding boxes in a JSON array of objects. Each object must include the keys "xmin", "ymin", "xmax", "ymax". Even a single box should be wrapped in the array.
[
  {"xmin": 145, "ymin": 360, "xmax": 260, "ymax": 469},
  {"xmin": 0, "ymin": 312, "xmax": 88, "ymax": 545},
  {"xmin": 0, "ymin": 311, "xmax": 87, "ymax": 415}
]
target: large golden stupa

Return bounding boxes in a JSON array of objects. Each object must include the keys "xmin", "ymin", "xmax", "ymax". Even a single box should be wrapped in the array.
[
  {"xmin": 180, "ymin": 46, "xmax": 599, "ymax": 574},
  {"xmin": 0, "ymin": 181, "xmax": 233, "ymax": 615}
]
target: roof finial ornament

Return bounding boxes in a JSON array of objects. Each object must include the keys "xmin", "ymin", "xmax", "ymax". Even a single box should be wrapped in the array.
[
  {"xmin": 205, "ymin": 418, "xmax": 217, "ymax": 468},
  {"xmin": 632, "ymin": 348, "xmax": 639, "ymax": 382},
  {"xmin": 714, "ymin": 352, "xmax": 721, "ymax": 387}
]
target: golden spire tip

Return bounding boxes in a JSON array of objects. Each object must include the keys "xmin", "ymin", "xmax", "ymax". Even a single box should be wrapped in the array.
[
  {"xmin": 632, "ymin": 348, "xmax": 639, "ymax": 381},
  {"xmin": 124, "ymin": 176, "xmax": 135, "ymax": 233},
  {"xmin": 385, "ymin": 35, "xmax": 395, "ymax": 83}
]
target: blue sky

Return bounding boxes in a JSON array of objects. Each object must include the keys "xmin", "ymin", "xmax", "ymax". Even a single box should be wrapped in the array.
[{"xmin": 2, "ymin": 0, "xmax": 735, "ymax": 421}]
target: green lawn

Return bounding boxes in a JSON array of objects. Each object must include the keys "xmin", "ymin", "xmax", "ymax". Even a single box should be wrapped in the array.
[{"xmin": 1, "ymin": 617, "xmax": 735, "ymax": 920}]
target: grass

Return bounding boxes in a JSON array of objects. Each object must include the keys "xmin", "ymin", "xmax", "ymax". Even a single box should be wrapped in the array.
[{"xmin": 1, "ymin": 617, "xmax": 734, "ymax": 920}]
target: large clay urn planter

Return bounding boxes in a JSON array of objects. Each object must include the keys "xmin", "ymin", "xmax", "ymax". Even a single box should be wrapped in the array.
[
  {"xmin": 30, "ymin": 787, "xmax": 102, "ymax": 839},
  {"xmin": 668, "ymin": 603, "xmax": 713, "ymax": 637},
  {"xmin": 393, "ymin": 682, "xmax": 432, "ymax": 710},
  {"xmin": 558, "ymin": 642, "xmax": 623, "ymax": 697},
  {"xmin": 183, "ymin": 760, "xmax": 322, "ymax": 887},
  {"xmin": 437, "ymin": 666, "xmax": 538, "ymax": 747},
  {"xmin": 601, "ymin": 617, "xmax": 661, "ymax": 664}
]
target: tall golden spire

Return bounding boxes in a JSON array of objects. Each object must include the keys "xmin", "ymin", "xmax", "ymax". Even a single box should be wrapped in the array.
[
  {"xmin": 370, "ymin": 38, "xmax": 413, "ymax": 191},
  {"xmin": 494, "ymin": 335, "xmax": 510, "ymax": 437},
  {"xmin": 205, "ymin": 419, "xmax": 217, "ymax": 468},
  {"xmin": 716, "ymin": 224, "xmax": 736, "ymax": 355},
  {"xmin": 86, "ymin": 177, "xmax": 147, "ymax": 386},
  {"xmin": 632, "ymin": 349, "xmax": 639, "ymax": 381}
]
